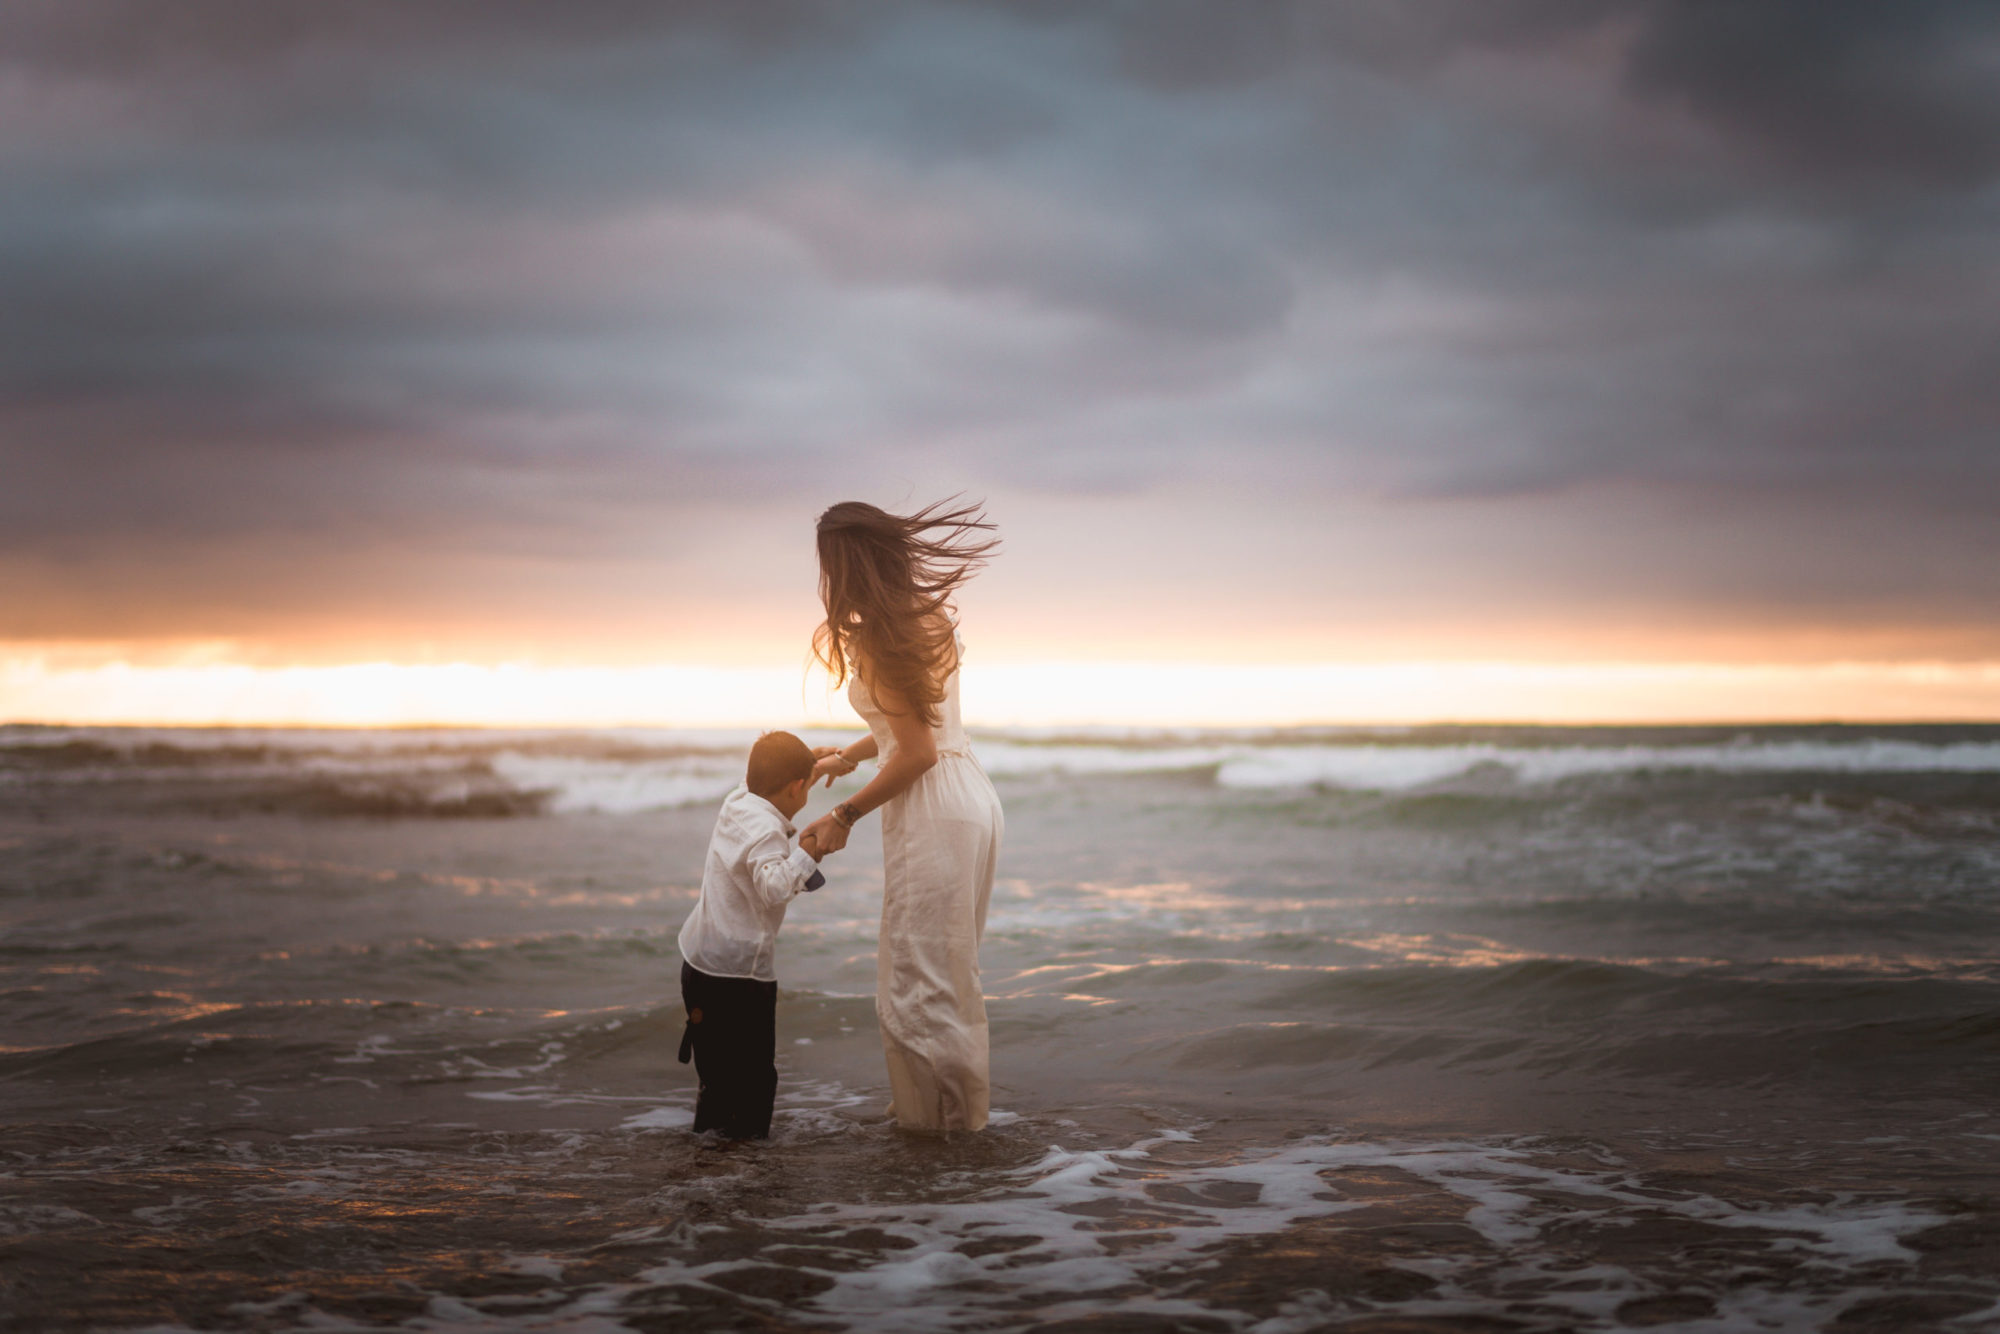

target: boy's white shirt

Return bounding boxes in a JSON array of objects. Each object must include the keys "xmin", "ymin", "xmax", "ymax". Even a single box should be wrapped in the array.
[{"xmin": 676, "ymin": 783, "xmax": 823, "ymax": 982}]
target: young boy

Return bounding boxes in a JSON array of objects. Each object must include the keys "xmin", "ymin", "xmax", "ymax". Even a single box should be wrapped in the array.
[{"xmin": 675, "ymin": 730, "xmax": 832, "ymax": 1139}]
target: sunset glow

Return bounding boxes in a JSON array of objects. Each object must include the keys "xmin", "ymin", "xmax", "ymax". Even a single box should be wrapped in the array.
[
  {"xmin": 7, "ymin": 652, "xmax": 1997, "ymax": 729},
  {"xmin": 3, "ymin": 4, "xmax": 1996, "ymax": 730}
]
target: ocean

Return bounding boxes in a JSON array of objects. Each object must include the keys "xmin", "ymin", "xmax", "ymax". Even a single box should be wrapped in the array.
[{"xmin": 3, "ymin": 722, "xmax": 1998, "ymax": 1332}]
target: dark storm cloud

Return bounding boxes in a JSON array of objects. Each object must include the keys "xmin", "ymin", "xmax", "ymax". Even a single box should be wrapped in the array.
[
  {"xmin": 1621, "ymin": 0, "xmax": 2000, "ymax": 189},
  {"xmin": 1109, "ymin": 0, "xmax": 2000, "ymax": 187},
  {"xmin": 2, "ymin": 0, "xmax": 1997, "ymax": 641}
]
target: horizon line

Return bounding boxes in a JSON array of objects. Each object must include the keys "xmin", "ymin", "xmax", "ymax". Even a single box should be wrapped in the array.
[
  {"xmin": 6, "ymin": 656, "xmax": 2000, "ymax": 729},
  {"xmin": 6, "ymin": 716, "xmax": 2000, "ymax": 733}
]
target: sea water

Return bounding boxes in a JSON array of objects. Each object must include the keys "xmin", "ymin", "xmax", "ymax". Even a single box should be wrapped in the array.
[{"xmin": 3, "ymin": 723, "xmax": 1998, "ymax": 1331}]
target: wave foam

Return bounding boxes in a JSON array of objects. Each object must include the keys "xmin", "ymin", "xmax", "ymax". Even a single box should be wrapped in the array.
[
  {"xmin": 9, "ymin": 725, "xmax": 1999, "ymax": 811},
  {"xmin": 631, "ymin": 1119, "xmax": 1948, "ymax": 1333},
  {"xmin": 487, "ymin": 752, "xmax": 741, "ymax": 814},
  {"xmin": 979, "ymin": 737, "xmax": 2000, "ymax": 790},
  {"xmin": 477, "ymin": 735, "xmax": 2000, "ymax": 807}
]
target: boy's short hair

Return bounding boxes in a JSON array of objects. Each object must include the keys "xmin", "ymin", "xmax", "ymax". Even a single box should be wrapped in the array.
[{"xmin": 746, "ymin": 731, "xmax": 816, "ymax": 798}]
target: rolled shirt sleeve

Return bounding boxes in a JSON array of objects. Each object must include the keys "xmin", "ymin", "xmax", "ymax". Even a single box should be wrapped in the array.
[{"xmin": 747, "ymin": 831, "xmax": 821, "ymax": 908}]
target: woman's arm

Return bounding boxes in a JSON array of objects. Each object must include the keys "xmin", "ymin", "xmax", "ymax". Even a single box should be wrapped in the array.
[
  {"xmin": 844, "ymin": 688, "xmax": 934, "ymax": 813},
  {"xmin": 803, "ymin": 679, "xmax": 934, "ymax": 853}
]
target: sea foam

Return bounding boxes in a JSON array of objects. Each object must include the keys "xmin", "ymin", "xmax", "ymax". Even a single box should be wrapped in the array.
[{"xmin": 7, "ymin": 724, "xmax": 2000, "ymax": 814}]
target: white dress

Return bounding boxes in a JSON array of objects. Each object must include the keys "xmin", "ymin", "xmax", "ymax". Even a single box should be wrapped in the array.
[{"xmin": 849, "ymin": 639, "xmax": 1004, "ymax": 1132}]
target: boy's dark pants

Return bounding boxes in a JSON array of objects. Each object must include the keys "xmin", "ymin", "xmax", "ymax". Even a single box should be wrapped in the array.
[{"xmin": 678, "ymin": 961, "xmax": 778, "ymax": 1138}]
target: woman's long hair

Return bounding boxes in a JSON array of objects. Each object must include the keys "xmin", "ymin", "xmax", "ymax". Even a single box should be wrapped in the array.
[{"xmin": 813, "ymin": 498, "xmax": 999, "ymax": 728}]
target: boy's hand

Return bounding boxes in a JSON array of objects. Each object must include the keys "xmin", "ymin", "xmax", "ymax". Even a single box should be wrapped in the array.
[
  {"xmin": 800, "ymin": 828, "xmax": 826, "ymax": 861},
  {"xmin": 802, "ymin": 813, "xmax": 850, "ymax": 857}
]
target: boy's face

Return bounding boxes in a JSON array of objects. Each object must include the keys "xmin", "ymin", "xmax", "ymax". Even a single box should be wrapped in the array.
[{"xmin": 770, "ymin": 775, "xmax": 811, "ymax": 820}]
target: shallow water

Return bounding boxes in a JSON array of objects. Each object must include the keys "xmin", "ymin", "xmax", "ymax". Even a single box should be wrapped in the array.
[{"xmin": 3, "ymin": 724, "xmax": 2000, "ymax": 1331}]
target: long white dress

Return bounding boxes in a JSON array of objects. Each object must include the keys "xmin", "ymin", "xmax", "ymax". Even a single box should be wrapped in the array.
[{"xmin": 849, "ymin": 639, "xmax": 1004, "ymax": 1132}]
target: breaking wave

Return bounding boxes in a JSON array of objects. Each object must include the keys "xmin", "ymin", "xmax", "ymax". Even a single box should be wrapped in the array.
[{"xmin": 4, "ymin": 724, "xmax": 1998, "ymax": 817}]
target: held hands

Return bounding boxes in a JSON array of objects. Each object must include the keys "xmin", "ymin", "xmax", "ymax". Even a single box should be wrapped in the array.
[
  {"xmin": 802, "ymin": 812, "xmax": 851, "ymax": 858},
  {"xmin": 811, "ymin": 746, "xmax": 860, "ymax": 790},
  {"xmin": 801, "ymin": 749, "xmax": 860, "ymax": 859}
]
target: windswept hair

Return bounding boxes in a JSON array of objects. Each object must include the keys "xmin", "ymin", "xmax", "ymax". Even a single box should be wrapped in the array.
[{"xmin": 813, "ymin": 498, "xmax": 999, "ymax": 728}]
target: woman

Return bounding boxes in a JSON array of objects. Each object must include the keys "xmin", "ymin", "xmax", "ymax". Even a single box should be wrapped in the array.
[{"xmin": 801, "ymin": 499, "xmax": 1005, "ymax": 1133}]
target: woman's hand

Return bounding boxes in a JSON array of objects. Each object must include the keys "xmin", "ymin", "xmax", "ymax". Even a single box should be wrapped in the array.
[
  {"xmin": 802, "ymin": 813, "xmax": 850, "ymax": 856},
  {"xmin": 812, "ymin": 747, "xmax": 861, "ymax": 789}
]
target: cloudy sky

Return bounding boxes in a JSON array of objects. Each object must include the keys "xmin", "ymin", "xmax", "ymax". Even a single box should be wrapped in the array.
[{"xmin": 3, "ymin": 1, "xmax": 1998, "ymax": 721}]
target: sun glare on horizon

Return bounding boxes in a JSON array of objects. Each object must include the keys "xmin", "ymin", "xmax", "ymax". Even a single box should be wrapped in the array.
[{"xmin": 5, "ymin": 653, "xmax": 1998, "ymax": 730}]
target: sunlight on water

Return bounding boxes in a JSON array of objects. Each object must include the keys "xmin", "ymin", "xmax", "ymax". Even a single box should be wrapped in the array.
[{"xmin": 4, "ymin": 722, "xmax": 1999, "ymax": 1330}]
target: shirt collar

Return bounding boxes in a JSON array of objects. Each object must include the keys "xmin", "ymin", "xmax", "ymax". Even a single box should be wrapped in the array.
[{"xmin": 736, "ymin": 785, "xmax": 795, "ymax": 835}]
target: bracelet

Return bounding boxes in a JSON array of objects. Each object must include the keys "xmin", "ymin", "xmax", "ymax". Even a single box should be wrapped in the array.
[{"xmin": 832, "ymin": 801, "xmax": 861, "ymax": 829}]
